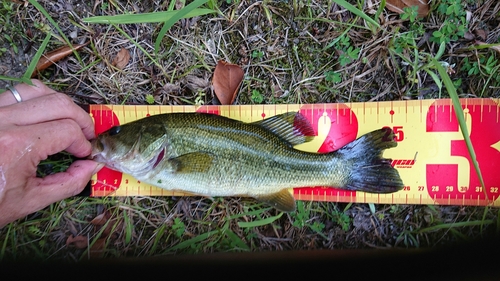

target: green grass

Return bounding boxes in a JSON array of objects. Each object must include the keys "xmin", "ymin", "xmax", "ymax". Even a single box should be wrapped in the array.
[
  {"xmin": 332, "ymin": 0, "xmax": 380, "ymax": 33},
  {"xmin": 432, "ymin": 57, "xmax": 486, "ymax": 193},
  {"xmin": 82, "ymin": 8, "xmax": 215, "ymax": 24},
  {"xmin": 82, "ymin": 0, "xmax": 215, "ymax": 54}
]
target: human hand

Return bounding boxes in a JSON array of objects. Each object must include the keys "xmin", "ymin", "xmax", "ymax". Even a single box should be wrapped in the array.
[{"xmin": 0, "ymin": 80, "xmax": 103, "ymax": 227}]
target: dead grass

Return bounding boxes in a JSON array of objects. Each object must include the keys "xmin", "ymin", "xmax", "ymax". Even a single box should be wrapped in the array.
[{"xmin": 0, "ymin": 0, "xmax": 499, "ymax": 261}]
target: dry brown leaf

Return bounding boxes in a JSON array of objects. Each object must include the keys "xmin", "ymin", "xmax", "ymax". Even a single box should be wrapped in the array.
[
  {"xmin": 90, "ymin": 212, "xmax": 110, "ymax": 226},
  {"xmin": 185, "ymin": 75, "xmax": 211, "ymax": 92},
  {"xmin": 474, "ymin": 29, "xmax": 488, "ymax": 41},
  {"xmin": 102, "ymin": 218, "xmax": 120, "ymax": 237},
  {"xmin": 66, "ymin": 235, "xmax": 88, "ymax": 249},
  {"xmin": 464, "ymin": 31, "xmax": 475, "ymax": 41},
  {"xmin": 212, "ymin": 60, "xmax": 244, "ymax": 105},
  {"xmin": 386, "ymin": 0, "xmax": 406, "ymax": 14},
  {"xmin": 175, "ymin": 0, "xmax": 185, "ymax": 10},
  {"xmin": 112, "ymin": 47, "xmax": 131, "ymax": 70},
  {"xmin": 32, "ymin": 43, "xmax": 88, "ymax": 78},
  {"xmin": 386, "ymin": 0, "xmax": 429, "ymax": 18},
  {"xmin": 89, "ymin": 238, "xmax": 107, "ymax": 259},
  {"xmin": 162, "ymin": 83, "xmax": 181, "ymax": 94}
]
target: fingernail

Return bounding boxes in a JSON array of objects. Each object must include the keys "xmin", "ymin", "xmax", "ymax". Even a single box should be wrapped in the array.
[{"xmin": 92, "ymin": 163, "xmax": 105, "ymax": 175}]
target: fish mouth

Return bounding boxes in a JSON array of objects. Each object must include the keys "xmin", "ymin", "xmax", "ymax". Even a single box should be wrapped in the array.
[
  {"xmin": 88, "ymin": 138, "xmax": 166, "ymax": 177},
  {"xmin": 90, "ymin": 139, "xmax": 104, "ymax": 159}
]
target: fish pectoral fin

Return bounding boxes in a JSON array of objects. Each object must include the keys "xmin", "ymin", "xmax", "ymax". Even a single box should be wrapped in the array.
[
  {"xmin": 255, "ymin": 189, "xmax": 296, "ymax": 212},
  {"xmin": 252, "ymin": 112, "xmax": 315, "ymax": 146},
  {"xmin": 169, "ymin": 152, "xmax": 214, "ymax": 173}
]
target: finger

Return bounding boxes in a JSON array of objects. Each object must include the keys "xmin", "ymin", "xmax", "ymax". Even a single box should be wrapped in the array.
[
  {"xmin": 11, "ymin": 119, "xmax": 92, "ymax": 161},
  {"xmin": 0, "ymin": 92, "xmax": 95, "ymax": 140},
  {"xmin": 25, "ymin": 160, "xmax": 103, "ymax": 214},
  {"xmin": 0, "ymin": 79, "xmax": 55, "ymax": 107},
  {"xmin": 32, "ymin": 119, "xmax": 93, "ymax": 158}
]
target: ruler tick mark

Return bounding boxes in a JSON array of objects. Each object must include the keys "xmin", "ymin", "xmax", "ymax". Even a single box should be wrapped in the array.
[{"xmin": 390, "ymin": 101, "xmax": 394, "ymax": 124}]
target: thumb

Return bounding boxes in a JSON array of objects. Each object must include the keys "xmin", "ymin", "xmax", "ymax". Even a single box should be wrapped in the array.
[
  {"xmin": 4, "ymin": 160, "xmax": 104, "ymax": 226},
  {"xmin": 31, "ymin": 160, "xmax": 104, "ymax": 205}
]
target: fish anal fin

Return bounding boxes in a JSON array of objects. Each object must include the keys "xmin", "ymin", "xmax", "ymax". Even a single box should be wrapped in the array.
[
  {"xmin": 255, "ymin": 189, "xmax": 296, "ymax": 212},
  {"xmin": 170, "ymin": 152, "xmax": 214, "ymax": 173},
  {"xmin": 253, "ymin": 112, "xmax": 315, "ymax": 146}
]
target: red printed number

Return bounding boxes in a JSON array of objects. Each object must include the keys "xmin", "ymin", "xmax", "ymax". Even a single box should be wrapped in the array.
[
  {"xmin": 425, "ymin": 100, "xmax": 500, "ymax": 203},
  {"xmin": 383, "ymin": 126, "xmax": 404, "ymax": 142}
]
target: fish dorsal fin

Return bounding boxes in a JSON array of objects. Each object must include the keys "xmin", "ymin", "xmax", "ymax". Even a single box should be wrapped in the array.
[
  {"xmin": 253, "ymin": 112, "xmax": 315, "ymax": 146},
  {"xmin": 169, "ymin": 152, "xmax": 214, "ymax": 173},
  {"xmin": 255, "ymin": 189, "xmax": 296, "ymax": 212}
]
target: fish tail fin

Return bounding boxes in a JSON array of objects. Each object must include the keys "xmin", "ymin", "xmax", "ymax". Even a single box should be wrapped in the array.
[{"xmin": 338, "ymin": 127, "xmax": 404, "ymax": 193}]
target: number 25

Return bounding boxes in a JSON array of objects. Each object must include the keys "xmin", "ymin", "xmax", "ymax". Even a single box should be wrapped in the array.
[{"xmin": 383, "ymin": 126, "xmax": 404, "ymax": 142}]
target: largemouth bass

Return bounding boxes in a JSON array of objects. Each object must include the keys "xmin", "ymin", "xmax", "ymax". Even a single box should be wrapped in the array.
[{"xmin": 90, "ymin": 112, "xmax": 403, "ymax": 211}]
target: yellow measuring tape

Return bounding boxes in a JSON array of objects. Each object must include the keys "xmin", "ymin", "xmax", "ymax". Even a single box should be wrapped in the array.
[{"xmin": 89, "ymin": 98, "xmax": 500, "ymax": 206}]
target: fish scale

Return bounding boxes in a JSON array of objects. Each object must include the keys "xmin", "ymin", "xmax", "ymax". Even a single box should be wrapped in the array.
[{"xmin": 87, "ymin": 99, "xmax": 500, "ymax": 207}]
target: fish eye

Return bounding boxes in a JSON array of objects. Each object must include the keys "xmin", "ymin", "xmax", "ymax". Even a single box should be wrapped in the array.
[{"xmin": 108, "ymin": 126, "xmax": 121, "ymax": 136}]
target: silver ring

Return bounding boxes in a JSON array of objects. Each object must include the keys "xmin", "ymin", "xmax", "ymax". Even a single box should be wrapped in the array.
[{"xmin": 6, "ymin": 85, "xmax": 22, "ymax": 103}]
